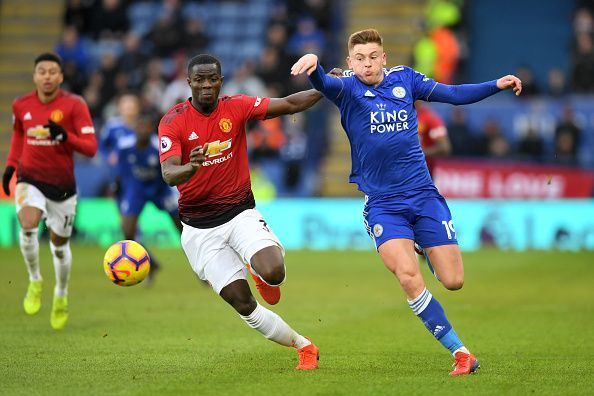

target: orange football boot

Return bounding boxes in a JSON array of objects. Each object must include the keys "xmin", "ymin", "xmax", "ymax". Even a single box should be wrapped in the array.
[
  {"xmin": 296, "ymin": 338, "xmax": 319, "ymax": 370},
  {"xmin": 450, "ymin": 351, "xmax": 480, "ymax": 376},
  {"xmin": 246, "ymin": 263, "xmax": 281, "ymax": 305}
]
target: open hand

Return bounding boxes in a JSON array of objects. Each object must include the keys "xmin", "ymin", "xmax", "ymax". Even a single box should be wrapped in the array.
[
  {"xmin": 496, "ymin": 75, "xmax": 522, "ymax": 96},
  {"xmin": 188, "ymin": 143, "xmax": 209, "ymax": 171},
  {"xmin": 291, "ymin": 54, "xmax": 319, "ymax": 76}
]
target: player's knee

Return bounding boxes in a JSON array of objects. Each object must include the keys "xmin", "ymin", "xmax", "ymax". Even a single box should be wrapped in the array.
[
  {"xmin": 397, "ymin": 272, "xmax": 420, "ymax": 295},
  {"xmin": 234, "ymin": 298, "xmax": 257, "ymax": 316},
  {"xmin": 443, "ymin": 275, "xmax": 464, "ymax": 291},
  {"xmin": 258, "ymin": 265, "xmax": 285, "ymax": 286}
]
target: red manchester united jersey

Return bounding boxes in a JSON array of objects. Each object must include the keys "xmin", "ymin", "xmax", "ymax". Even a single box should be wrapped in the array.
[
  {"xmin": 417, "ymin": 105, "xmax": 448, "ymax": 174},
  {"xmin": 158, "ymin": 95, "xmax": 270, "ymax": 228},
  {"xmin": 417, "ymin": 106, "xmax": 447, "ymax": 150},
  {"xmin": 7, "ymin": 90, "xmax": 97, "ymax": 200}
]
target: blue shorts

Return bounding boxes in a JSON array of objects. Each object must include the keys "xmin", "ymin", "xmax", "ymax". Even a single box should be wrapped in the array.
[
  {"xmin": 363, "ymin": 187, "xmax": 458, "ymax": 250},
  {"xmin": 119, "ymin": 186, "xmax": 179, "ymax": 217}
]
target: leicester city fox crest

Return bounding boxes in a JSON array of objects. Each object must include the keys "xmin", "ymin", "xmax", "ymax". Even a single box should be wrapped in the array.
[{"xmin": 373, "ymin": 224, "xmax": 383, "ymax": 237}]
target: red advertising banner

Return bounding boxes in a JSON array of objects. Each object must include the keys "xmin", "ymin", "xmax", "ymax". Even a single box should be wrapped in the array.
[{"xmin": 433, "ymin": 159, "xmax": 594, "ymax": 199}]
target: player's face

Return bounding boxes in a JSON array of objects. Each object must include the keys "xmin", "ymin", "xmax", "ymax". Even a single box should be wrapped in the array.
[
  {"xmin": 33, "ymin": 61, "xmax": 63, "ymax": 95},
  {"xmin": 187, "ymin": 64, "xmax": 223, "ymax": 106},
  {"xmin": 347, "ymin": 43, "xmax": 386, "ymax": 86}
]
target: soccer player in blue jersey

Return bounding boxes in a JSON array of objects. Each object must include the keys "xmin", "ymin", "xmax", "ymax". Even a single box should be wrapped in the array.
[
  {"xmin": 99, "ymin": 94, "xmax": 141, "ymax": 167},
  {"xmin": 114, "ymin": 113, "xmax": 182, "ymax": 282},
  {"xmin": 291, "ymin": 28, "xmax": 522, "ymax": 375}
]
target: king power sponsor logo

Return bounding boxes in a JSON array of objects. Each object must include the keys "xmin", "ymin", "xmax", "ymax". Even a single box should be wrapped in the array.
[{"xmin": 370, "ymin": 109, "xmax": 409, "ymax": 134}]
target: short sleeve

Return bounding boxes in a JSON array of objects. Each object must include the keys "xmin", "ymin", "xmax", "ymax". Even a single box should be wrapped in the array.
[
  {"xmin": 158, "ymin": 116, "xmax": 182, "ymax": 162},
  {"xmin": 408, "ymin": 67, "xmax": 438, "ymax": 101},
  {"xmin": 237, "ymin": 95, "xmax": 270, "ymax": 121}
]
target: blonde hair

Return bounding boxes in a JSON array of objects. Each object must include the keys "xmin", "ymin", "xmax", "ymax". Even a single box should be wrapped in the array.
[{"xmin": 348, "ymin": 29, "xmax": 383, "ymax": 51}]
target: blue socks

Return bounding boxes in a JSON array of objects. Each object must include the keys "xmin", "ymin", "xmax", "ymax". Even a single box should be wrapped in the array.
[{"xmin": 408, "ymin": 288, "xmax": 464, "ymax": 355}]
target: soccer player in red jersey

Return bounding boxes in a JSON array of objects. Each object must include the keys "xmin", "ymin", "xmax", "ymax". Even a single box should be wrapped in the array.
[
  {"xmin": 416, "ymin": 101, "xmax": 452, "ymax": 175},
  {"xmin": 158, "ymin": 54, "xmax": 320, "ymax": 370},
  {"xmin": 2, "ymin": 53, "xmax": 97, "ymax": 330}
]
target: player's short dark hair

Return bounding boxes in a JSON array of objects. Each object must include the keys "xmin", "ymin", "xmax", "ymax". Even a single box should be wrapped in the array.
[
  {"xmin": 187, "ymin": 54, "xmax": 222, "ymax": 75},
  {"xmin": 348, "ymin": 29, "xmax": 383, "ymax": 51},
  {"xmin": 34, "ymin": 52, "xmax": 63, "ymax": 70}
]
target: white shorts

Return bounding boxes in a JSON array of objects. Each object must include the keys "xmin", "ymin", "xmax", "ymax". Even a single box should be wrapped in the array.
[
  {"xmin": 15, "ymin": 182, "xmax": 77, "ymax": 238},
  {"xmin": 180, "ymin": 208, "xmax": 284, "ymax": 294}
]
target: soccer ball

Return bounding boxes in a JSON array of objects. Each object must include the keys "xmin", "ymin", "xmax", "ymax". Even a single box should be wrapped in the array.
[{"xmin": 103, "ymin": 240, "xmax": 151, "ymax": 286}]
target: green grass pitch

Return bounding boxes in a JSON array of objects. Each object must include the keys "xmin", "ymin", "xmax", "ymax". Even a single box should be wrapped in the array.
[{"xmin": 1, "ymin": 245, "xmax": 593, "ymax": 395}]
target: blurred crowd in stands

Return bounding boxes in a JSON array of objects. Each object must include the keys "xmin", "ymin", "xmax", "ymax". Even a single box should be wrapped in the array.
[
  {"xmin": 413, "ymin": 0, "xmax": 594, "ymax": 169},
  {"xmin": 56, "ymin": 0, "xmax": 593, "ymax": 198},
  {"xmin": 60, "ymin": 0, "xmax": 338, "ymax": 197}
]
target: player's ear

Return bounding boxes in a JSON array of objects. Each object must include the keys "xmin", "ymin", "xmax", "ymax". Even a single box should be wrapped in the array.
[
  {"xmin": 382, "ymin": 52, "xmax": 387, "ymax": 66},
  {"xmin": 346, "ymin": 56, "xmax": 352, "ymax": 69},
  {"xmin": 186, "ymin": 77, "xmax": 191, "ymax": 86}
]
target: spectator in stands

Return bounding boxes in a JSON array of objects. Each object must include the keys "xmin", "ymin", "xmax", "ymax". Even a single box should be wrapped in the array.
[
  {"xmin": 117, "ymin": 32, "xmax": 149, "ymax": 91},
  {"xmin": 64, "ymin": 0, "xmax": 93, "ymax": 36},
  {"xmin": 257, "ymin": 47, "xmax": 291, "ymax": 96},
  {"xmin": 148, "ymin": 12, "xmax": 185, "ymax": 59},
  {"xmin": 572, "ymin": 32, "xmax": 594, "ymax": 92},
  {"xmin": 546, "ymin": 67, "xmax": 568, "ymax": 97},
  {"xmin": 515, "ymin": 66, "xmax": 540, "ymax": 97},
  {"xmin": 425, "ymin": 0, "xmax": 463, "ymax": 30},
  {"xmin": 573, "ymin": 7, "xmax": 594, "ymax": 36},
  {"xmin": 222, "ymin": 60, "xmax": 267, "ymax": 97},
  {"xmin": 158, "ymin": 57, "xmax": 191, "ymax": 114},
  {"xmin": 554, "ymin": 106, "xmax": 582, "ymax": 161},
  {"xmin": 413, "ymin": 32, "xmax": 437, "ymax": 79},
  {"xmin": 517, "ymin": 126, "xmax": 544, "ymax": 162},
  {"xmin": 89, "ymin": 0, "xmax": 129, "ymax": 40},
  {"xmin": 430, "ymin": 26, "xmax": 460, "ymax": 84},
  {"xmin": 141, "ymin": 58, "xmax": 166, "ymax": 115},
  {"xmin": 477, "ymin": 119, "xmax": 508, "ymax": 158},
  {"xmin": 182, "ymin": 18, "xmax": 210, "ymax": 58},
  {"xmin": 55, "ymin": 25, "xmax": 91, "ymax": 76},
  {"xmin": 446, "ymin": 108, "xmax": 475, "ymax": 156},
  {"xmin": 280, "ymin": 113, "xmax": 310, "ymax": 196},
  {"xmin": 554, "ymin": 132, "xmax": 578, "ymax": 166},
  {"xmin": 287, "ymin": 16, "xmax": 326, "ymax": 56},
  {"xmin": 95, "ymin": 51, "xmax": 120, "ymax": 116}
]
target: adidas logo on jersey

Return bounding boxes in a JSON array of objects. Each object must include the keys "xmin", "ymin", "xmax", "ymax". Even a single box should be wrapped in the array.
[
  {"xmin": 24, "ymin": 112, "xmax": 32, "ymax": 120},
  {"xmin": 364, "ymin": 90, "xmax": 375, "ymax": 97},
  {"xmin": 188, "ymin": 131, "xmax": 199, "ymax": 140}
]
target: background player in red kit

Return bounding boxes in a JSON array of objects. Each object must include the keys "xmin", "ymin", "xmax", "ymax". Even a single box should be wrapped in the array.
[
  {"xmin": 415, "ymin": 101, "xmax": 452, "ymax": 175},
  {"xmin": 159, "ymin": 54, "xmax": 321, "ymax": 370},
  {"xmin": 2, "ymin": 53, "xmax": 97, "ymax": 330}
]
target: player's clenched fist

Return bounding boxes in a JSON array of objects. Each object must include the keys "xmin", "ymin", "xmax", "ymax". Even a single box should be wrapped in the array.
[
  {"xmin": 496, "ymin": 75, "xmax": 523, "ymax": 96},
  {"xmin": 188, "ymin": 143, "xmax": 209, "ymax": 171},
  {"xmin": 291, "ymin": 54, "xmax": 319, "ymax": 76}
]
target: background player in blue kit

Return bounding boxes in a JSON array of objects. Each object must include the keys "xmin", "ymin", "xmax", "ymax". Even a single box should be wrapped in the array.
[
  {"xmin": 115, "ymin": 113, "xmax": 182, "ymax": 282},
  {"xmin": 292, "ymin": 28, "xmax": 522, "ymax": 376}
]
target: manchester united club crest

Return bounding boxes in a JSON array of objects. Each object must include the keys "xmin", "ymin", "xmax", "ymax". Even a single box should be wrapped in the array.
[
  {"xmin": 219, "ymin": 118, "xmax": 232, "ymax": 133},
  {"xmin": 50, "ymin": 109, "xmax": 64, "ymax": 122}
]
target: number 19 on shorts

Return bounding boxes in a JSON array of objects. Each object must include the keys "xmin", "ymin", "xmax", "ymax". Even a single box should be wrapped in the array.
[{"xmin": 442, "ymin": 220, "xmax": 456, "ymax": 239}]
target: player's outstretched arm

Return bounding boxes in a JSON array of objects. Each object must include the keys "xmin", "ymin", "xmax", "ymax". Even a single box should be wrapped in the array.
[
  {"xmin": 429, "ymin": 74, "xmax": 522, "ymax": 105},
  {"xmin": 291, "ymin": 54, "xmax": 344, "ymax": 100},
  {"xmin": 161, "ymin": 143, "xmax": 209, "ymax": 186},
  {"xmin": 265, "ymin": 90, "xmax": 323, "ymax": 119}
]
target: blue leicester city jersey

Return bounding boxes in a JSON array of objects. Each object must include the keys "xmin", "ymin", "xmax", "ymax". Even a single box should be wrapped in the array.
[
  {"xmin": 116, "ymin": 135, "xmax": 167, "ymax": 195},
  {"xmin": 99, "ymin": 117, "xmax": 136, "ymax": 160},
  {"xmin": 314, "ymin": 65, "xmax": 439, "ymax": 196}
]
